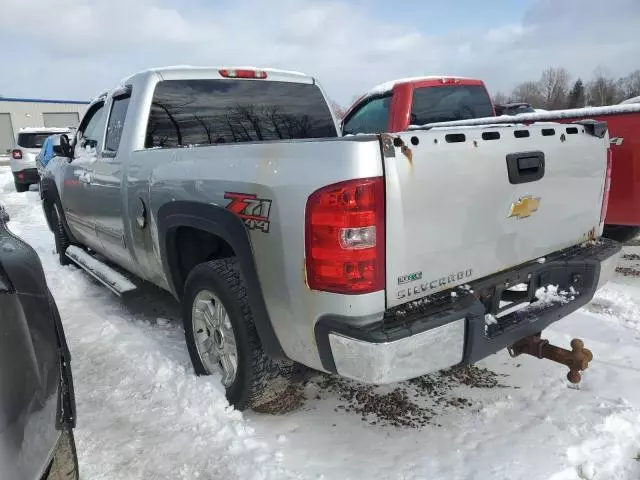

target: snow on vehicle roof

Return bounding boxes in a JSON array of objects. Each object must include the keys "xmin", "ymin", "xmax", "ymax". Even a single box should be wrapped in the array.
[
  {"xmin": 18, "ymin": 126, "xmax": 72, "ymax": 133},
  {"xmin": 620, "ymin": 96, "xmax": 640, "ymax": 105},
  {"xmin": 366, "ymin": 75, "xmax": 476, "ymax": 97},
  {"xmin": 409, "ymin": 103, "xmax": 640, "ymax": 130}
]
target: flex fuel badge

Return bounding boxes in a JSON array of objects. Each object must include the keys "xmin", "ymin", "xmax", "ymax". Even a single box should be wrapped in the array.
[{"xmin": 398, "ymin": 271, "xmax": 423, "ymax": 285}]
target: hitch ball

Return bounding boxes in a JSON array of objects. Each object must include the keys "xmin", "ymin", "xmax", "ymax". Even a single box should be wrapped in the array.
[{"xmin": 509, "ymin": 335, "xmax": 593, "ymax": 384}]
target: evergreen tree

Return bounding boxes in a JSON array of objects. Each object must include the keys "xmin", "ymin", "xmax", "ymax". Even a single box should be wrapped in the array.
[{"xmin": 567, "ymin": 79, "xmax": 585, "ymax": 108}]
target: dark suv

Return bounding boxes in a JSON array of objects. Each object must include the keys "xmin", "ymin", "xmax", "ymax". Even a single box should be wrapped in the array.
[
  {"xmin": 494, "ymin": 102, "xmax": 536, "ymax": 116},
  {"xmin": 0, "ymin": 219, "xmax": 78, "ymax": 479}
]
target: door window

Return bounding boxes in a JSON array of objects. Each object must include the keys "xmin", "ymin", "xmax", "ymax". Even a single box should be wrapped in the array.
[
  {"xmin": 104, "ymin": 96, "xmax": 131, "ymax": 154},
  {"xmin": 75, "ymin": 103, "xmax": 106, "ymax": 158},
  {"xmin": 342, "ymin": 96, "xmax": 391, "ymax": 135}
]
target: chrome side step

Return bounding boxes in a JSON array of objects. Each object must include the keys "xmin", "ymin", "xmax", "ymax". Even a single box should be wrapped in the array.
[{"xmin": 65, "ymin": 246, "xmax": 137, "ymax": 296}]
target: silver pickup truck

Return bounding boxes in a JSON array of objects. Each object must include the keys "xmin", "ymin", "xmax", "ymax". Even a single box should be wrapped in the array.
[{"xmin": 40, "ymin": 66, "xmax": 621, "ymax": 411}]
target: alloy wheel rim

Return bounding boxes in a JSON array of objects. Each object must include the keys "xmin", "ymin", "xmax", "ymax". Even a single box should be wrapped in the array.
[{"xmin": 191, "ymin": 290, "xmax": 238, "ymax": 387}]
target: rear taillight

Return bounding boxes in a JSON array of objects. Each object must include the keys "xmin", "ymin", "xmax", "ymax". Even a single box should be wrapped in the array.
[
  {"xmin": 600, "ymin": 149, "xmax": 613, "ymax": 224},
  {"xmin": 219, "ymin": 69, "xmax": 268, "ymax": 79},
  {"xmin": 305, "ymin": 177, "xmax": 385, "ymax": 294},
  {"xmin": 11, "ymin": 149, "xmax": 22, "ymax": 160}
]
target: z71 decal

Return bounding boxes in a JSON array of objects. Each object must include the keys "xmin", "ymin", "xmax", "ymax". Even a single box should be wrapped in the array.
[{"xmin": 224, "ymin": 192, "xmax": 272, "ymax": 233}]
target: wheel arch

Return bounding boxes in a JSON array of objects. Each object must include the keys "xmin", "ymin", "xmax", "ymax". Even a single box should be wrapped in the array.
[
  {"xmin": 156, "ymin": 201, "xmax": 286, "ymax": 359},
  {"xmin": 39, "ymin": 178, "xmax": 78, "ymax": 244}
]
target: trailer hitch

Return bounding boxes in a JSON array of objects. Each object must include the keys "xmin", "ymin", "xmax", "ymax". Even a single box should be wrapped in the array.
[{"xmin": 508, "ymin": 334, "xmax": 593, "ymax": 384}]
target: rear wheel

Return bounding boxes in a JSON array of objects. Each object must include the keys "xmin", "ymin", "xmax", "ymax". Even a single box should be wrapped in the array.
[
  {"xmin": 51, "ymin": 203, "xmax": 72, "ymax": 266},
  {"xmin": 14, "ymin": 181, "xmax": 28, "ymax": 193},
  {"xmin": 44, "ymin": 427, "xmax": 78, "ymax": 480},
  {"xmin": 182, "ymin": 258, "xmax": 302, "ymax": 413}
]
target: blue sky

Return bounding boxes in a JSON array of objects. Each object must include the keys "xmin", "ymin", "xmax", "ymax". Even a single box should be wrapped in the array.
[{"xmin": 0, "ymin": 0, "xmax": 637, "ymax": 105}]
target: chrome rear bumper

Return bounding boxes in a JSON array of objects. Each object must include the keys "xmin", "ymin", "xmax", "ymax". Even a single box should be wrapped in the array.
[{"xmin": 328, "ymin": 319, "xmax": 465, "ymax": 384}]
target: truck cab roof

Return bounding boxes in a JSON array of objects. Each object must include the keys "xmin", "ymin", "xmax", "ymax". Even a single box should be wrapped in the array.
[
  {"xmin": 121, "ymin": 66, "xmax": 314, "ymax": 87},
  {"xmin": 359, "ymin": 76, "xmax": 483, "ymax": 104}
]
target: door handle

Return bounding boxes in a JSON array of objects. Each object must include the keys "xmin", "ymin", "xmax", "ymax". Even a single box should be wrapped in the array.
[{"xmin": 506, "ymin": 151, "xmax": 545, "ymax": 185}]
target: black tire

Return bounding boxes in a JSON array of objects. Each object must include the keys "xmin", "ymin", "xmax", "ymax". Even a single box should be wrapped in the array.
[
  {"xmin": 14, "ymin": 181, "xmax": 28, "ymax": 193},
  {"xmin": 182, "ymin": 258, "xmax": 302, "ymax": 413},
  {"xmin": 602, "ymin": 225, "xmax": 640, "ymax": 243},
  {"xmin": 51, "ymin": 203, "xmax": 72, "ymax": 266},
  {"xmin": 45, "ymin": 427, "xmax": 79, "ymax": 480}
]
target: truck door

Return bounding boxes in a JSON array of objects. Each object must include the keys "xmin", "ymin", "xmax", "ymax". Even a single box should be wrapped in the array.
[
  {"xmin": 89, "ymin": 90, "xmax": 133, "ymax": 270},
  {"xmin": 62, "ymin": 101, "xmax": 106, "ymax": 252}
]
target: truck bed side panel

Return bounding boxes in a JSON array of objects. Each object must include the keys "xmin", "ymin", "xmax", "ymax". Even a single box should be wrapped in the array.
[{"xmin": 132, "ymin": 138, "xmax": 385, "ymax": 370}]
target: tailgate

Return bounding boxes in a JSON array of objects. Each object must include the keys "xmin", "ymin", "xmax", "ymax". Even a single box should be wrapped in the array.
[{"xmin": 384, "ymin": 122, "xmax": 608, "ymax": 308}]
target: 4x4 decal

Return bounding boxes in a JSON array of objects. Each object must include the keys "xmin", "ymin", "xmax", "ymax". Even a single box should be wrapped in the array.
[{"xmin": 224, "ymin": 192, "xmax": 272, "ymax": 233}]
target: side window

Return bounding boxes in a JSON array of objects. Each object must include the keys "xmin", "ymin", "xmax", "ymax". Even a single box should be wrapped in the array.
[
  {"xmin": 342, "ymin": 96, "xmax": 391, "ymax": 135},
  {"xmin": 104, "ymin": 96, "xmax": 131, "ymax": 153},
  {"xmin": 76, "ymin": 104, "xmax": 106, "ymax": 156}
]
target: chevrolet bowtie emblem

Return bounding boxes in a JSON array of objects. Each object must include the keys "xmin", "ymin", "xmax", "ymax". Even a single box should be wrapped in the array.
[{"xmin": 508, "ymin": 195, "xmax": 541, "ymax": 219}]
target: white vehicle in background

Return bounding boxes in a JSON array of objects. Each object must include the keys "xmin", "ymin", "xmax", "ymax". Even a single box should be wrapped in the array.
[{"xmin": 10, "ymin": 127, "xmax": 71, "ymax": 192}]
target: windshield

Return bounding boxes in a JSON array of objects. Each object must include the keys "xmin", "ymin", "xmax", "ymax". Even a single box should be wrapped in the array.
[
  {"xmin": 17, "ymin": 133, "xmax": 53, "ymax": 149},
  {"xmin": 410, "ymin": 85, "xmax": 494, "ymax": 125}
]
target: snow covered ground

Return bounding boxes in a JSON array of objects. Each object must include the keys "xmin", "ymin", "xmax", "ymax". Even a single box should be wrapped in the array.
[{"xmin": 1, "ymin": 166, "xmax": 640, "ymax": 480}]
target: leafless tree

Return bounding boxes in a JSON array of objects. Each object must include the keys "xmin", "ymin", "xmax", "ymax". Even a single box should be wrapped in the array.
[
  {"xmin": 618, "ymin": 69, "xmax": 640, "ymax": 100},
  {"xmin": 511, "ymin": 81, "xmax": 544, "ymax": 107},
  {"xmin": 539, "ymin": 67, "xmax": 571, "ymax": 109},
  {"xmin": 492, "ymin": 92, "xmax": 509, "ymax": 105},
  {"xmin": 587, "ymin": 67, "xmax": 623, "ymax": 106}
]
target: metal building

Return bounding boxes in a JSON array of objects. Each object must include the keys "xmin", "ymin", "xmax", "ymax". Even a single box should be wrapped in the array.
[{"xmin": 0, "ymin": 97, "xmax": 90, "ymax": 155}]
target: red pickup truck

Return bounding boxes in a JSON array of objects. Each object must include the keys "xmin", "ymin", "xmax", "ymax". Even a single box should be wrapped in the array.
[
  {"xmin": 341, "ymin": 76, "xmax": 495, "ymax": 134},
  {"xmin": 342, "ymin": 77, "xmax": 640, "ymax": 241}
]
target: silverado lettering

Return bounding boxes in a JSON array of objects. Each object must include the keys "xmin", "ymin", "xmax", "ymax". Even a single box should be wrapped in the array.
[{"xmin": 397, "ymin": 269, "xmax": 473, "ymax": 299}]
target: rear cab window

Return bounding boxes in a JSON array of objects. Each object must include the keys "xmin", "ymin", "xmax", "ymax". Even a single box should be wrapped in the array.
[
  {"xmin": 145, "ymin": 79, "xmax": 337, "ymax": 148},
  {"xmin": 410, "ymin": 85, "xmax": 494, "ymax": 125}
]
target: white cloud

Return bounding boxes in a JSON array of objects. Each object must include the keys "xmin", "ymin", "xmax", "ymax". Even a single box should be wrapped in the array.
[{"xmin": 0, "ymin": 0, "xmax": 638, "ymax": 106}]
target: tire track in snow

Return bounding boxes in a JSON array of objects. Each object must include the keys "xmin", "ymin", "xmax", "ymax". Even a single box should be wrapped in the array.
[{"xmin": 584, "ymin": 287, "xmax": 640, "ymax": 334}]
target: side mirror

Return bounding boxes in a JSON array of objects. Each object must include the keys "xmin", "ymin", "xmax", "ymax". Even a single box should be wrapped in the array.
[{"xmin": 54, "ymin": 134, "xmax": 72, "ymax": 158}]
